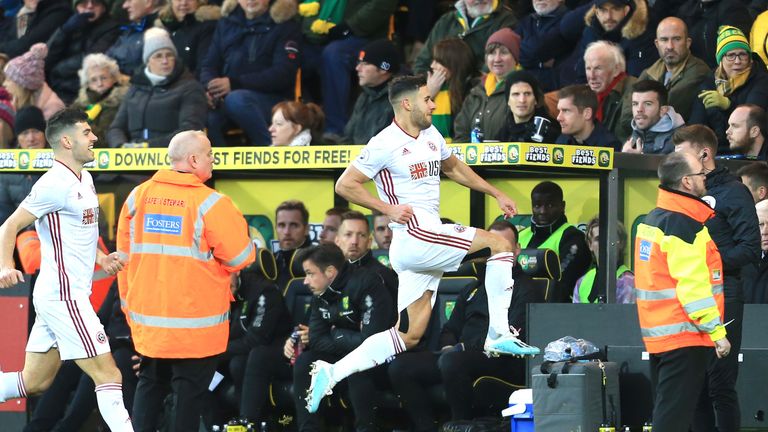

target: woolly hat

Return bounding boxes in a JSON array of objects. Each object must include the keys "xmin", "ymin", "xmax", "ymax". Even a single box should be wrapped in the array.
[
  {"xmin": 0, "ymin": 87, "xmax": 14, "ymax": 130},
  {"xmin": 5, "ymin": 43, "xmax": 47, "ymax": 90},
  {"xmin": 716, "ymin": 25, "xmax": 751, "ymax": 64},
  {"xmin": 358, "ymin": 39, "xmax": 400, "ymax": 74},
  {"xmin": 142, "ymin": 27, "xmax": 178, "ymax": 64},
  {"xmin": 486, "ymin": 28, "xmax": 521, "ymax": 62},
  {"xmin": 15, "ymin": 106, "xmax": 45, "ymax": 134}
]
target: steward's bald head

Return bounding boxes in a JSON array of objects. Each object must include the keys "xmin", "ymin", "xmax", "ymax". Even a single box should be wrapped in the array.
[{"xmin": 168, "ymin": 130, "xmax": 213, "ymax": 181}]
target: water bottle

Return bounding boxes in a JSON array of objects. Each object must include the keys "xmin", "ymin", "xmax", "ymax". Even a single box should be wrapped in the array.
[
  {"xmin": 598, "ymin": 424, "xmax": 615, "ymax": 432},
  {"xmin": 642, "ymin": 422, "xmax": 653, "ymax": 432},
  {"xmin": 470, "ymin": 115, "xmax": 483, "ymax": 143},
  {"xmin": 289, "ymin": 329, "xmax": 301, "ymax": 365},
  {"xmin": 259, "ymin": 421, "xmax": 268, "ymax": 432}
]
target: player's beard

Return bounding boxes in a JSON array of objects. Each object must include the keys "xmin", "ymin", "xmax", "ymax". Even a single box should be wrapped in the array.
[{"xmin": 410, "ymin": 106, "xmax": 432, "ymax": 131}]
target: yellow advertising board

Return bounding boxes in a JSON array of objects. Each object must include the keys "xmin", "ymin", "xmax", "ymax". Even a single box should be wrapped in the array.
[{"xmin": 0, "ymin": 143, "xmax": 613, "ymax": 172}]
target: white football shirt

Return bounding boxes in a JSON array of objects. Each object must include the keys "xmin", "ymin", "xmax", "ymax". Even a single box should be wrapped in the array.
[
  {"xmin": 21, "ymin": 161, "xmax": 99, "ymax": 301},
  {"xmin": 353, "ymin": 121, "xmax": 451, "ymax": 228}
]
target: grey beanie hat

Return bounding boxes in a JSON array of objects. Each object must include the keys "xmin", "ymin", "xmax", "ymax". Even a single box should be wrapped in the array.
[{"xmin": 143, "ymin": 27, "xmax": 178, "ymax": 63}]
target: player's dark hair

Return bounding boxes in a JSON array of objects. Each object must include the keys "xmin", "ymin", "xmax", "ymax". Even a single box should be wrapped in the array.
[
  {"xmin": 298, "ymin": 243, "xmax": 346, "ymax": 272},
  {"xmin": 631, "ymin": 79, "xmax": 669, "ymax": 106},
  {"xmin": 45, "ymin": 108, "xmax": 89, "ymax": 148},
  {"xmin": 488, "ymin": 219, "xmax": 519, "ymax": 241},
  {"xmin": 389, "ymin": 74, "xmax": 427, "ymax": 105}
]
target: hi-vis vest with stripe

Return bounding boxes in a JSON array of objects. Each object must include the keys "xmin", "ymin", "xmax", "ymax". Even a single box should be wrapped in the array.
[
  {"xmin": 634, "ymin": 186, "xmax": 725, "ymax": 355},
  {"xmin": 576, "ymin": 265, "xmax": 630, "ymax": 303},
  {"xmin": 518, "ymin": 223, "xmax": 572, "ymax": 254},
  {"xmin": 117, "ymin": 170, "xmax": 255, "ymax": 358}
]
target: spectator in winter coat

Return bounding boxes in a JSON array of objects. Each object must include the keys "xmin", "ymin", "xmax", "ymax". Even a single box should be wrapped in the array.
[
  {"xmin": 0, "ymin": 105, "xmax": 44, "ymax": 225},
  {"xmin": 689, "ymin": 26, "xmax": 768, "ymax": 152},
  {"xmin": 454, "ymin": 28, "xmax": 521, "ymax": 143},
  {"xmin": 342, "ymin": 39, "xmax": 400, "ymax": 145},
  {"xmin": 0, "ymin": 0, "xmax": 71, "ymax": 60},
  {"xmin": 200, "ymin": 0, "xmax": 300, "ymax": 146},
  {"xmin": 0, "ymin": 87, "xmax": 13, "ymax": 147},
  {"xmin": 726, "ymin": 104, "xmax": 768, "ymax": 160},
  {"xmin": 72, "ymin": 53, "xmax": 127, "ymax": 142},
  {"xmin": 153, "ymin": 0, "xmax": 219, "ymax": 77},
  {"xmin": 269, "ymin": 101, "xmax": 324, "ymax": 147},
  {"xmin": 555, "ymin": 84, "xmax": 622, "ymax": 149},
  {"xmin": 499, "ymin": 70, "xmax": 560, "ymax": 143},
  {"xmin": 638, "ymin": 17, "xmax": 712, "ymax": 121},
  {"xmin": 623, "ymin": 79, "xmax": 685, "ymax": 154},
  {"xmin": 557, "ymin": 0, "xmax": 657, "ymax": 86},
  {"xmin": 515, "ymin": 0, "xmax": 570, "ymax": 92},
  {"xmin": 425, "ymin": 38, "xmax": 476, "ymax": 142},
  {"xmin": 3, "ymin": 43, "xmax": 64, "ymax": 119},
  {"xmin": 45, "ymin": 0, "xmax": 120, "ymax": 104},
  {"xmin": 676, "ymin": 0, "xmax": 752, "ymax": 69},
  {"xmin": 107, "ymin": 27, "xmax": 206, "ymax": 147},
  {"xmin": 583, "ymin": 40, "xmax": 635, "ymax": 142},
  {"xmin": 413, "ymin": 0, "xmax": 517, "ymax": 75},
  {"xmin": 297, "ymin": 0, "xmax": 398, "ymax": 140},
  {"xmin": 106, "ymin": 0, "xmax": 162, "ymax": 75}
]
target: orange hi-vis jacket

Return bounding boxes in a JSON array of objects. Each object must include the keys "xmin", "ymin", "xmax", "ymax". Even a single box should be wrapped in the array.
[
  {"xmin": 634, "ymin": 186, "xmax": 726, "ymax": 354},
  {"xmin": 117, "ymin": 170, "xmax": 255, "ymax": 358}
]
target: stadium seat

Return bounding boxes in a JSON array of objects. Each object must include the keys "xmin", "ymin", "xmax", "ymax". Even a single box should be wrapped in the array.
[
  {"xmin": 241, "ymin": 247, "xmax": 277, "ymax": 281},
  {"xmin": 282, "ymin": 248, "xmax": 312, "ymax": 326}
]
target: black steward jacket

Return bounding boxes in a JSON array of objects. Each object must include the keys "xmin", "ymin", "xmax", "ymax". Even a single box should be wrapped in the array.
[{"xmin": 704, "ymin": 165, "xmax": 760, "ymax": 302}]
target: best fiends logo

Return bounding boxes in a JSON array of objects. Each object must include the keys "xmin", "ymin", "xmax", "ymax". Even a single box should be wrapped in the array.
[
  {"xmin": 525, "ymin": 146, "xmax": 550, "ymax": 163},
  {"xmin": 572, "ymin": 148, "xmax": 597, "ymax": 166}
]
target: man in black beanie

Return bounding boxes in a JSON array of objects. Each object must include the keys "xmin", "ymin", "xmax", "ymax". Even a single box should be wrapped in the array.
[
  {"xmin": 342, "ymin": 39, "xmax": 400, "ymax": 145},
  {"xmin": 15, "ymin": 106, "xmax": 47, "ymax": 149}
]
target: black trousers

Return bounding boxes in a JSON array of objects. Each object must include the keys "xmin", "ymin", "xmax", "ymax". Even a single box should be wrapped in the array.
[
  {"xmin": 237, "ymin": 344, "xmax": 291, "ymax": 422},
  {"xmin": 438, "ymin": 350, "xmax": 524, "ymax": 421},
  {"xmin": 24, "ymin": 343, "xmax": 137, "ymax": 432},
  {"xmin": 293, "ymin": 350, "xmax": 342, "ymax": 432},
  {"xmin": 650, "ymin": 346, "xmax": 710, "ymax": 432},
  {"xmin": 693, "ymin": 300, "xmax": 744, "ymax": 432},
  {"xmin": 387, "ymin": 350, "xmax": 442, "ymax": 432},
  {"xmin": 131, "ymin": 355, "xmax": 218, "ymax": 432}
]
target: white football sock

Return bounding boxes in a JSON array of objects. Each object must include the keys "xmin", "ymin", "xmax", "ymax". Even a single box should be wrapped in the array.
[
  {"xmin": 485, "ymin": 252, "xmax": 516, "ymax": 339},
  {"xmin": 95, "ymin": 383, "xmax": 133, "ymax": 432},
  {"xmin": 330, "ymin": 327, "xmax": 405, "ymax": 383},
  {"xmin": 0, "ymin": 371, "xmax": 25, "ymax": 403}
]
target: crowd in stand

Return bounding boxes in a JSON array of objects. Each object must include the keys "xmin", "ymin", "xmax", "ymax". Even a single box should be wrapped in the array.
[
  {"xmin": 0, "ymin": 0, "xmax": 761, "ymax": 156},
  {"xmin": 3, "ymin": 0, "xmax": 768, "ymax": 429}
]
